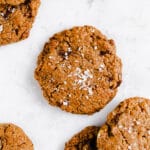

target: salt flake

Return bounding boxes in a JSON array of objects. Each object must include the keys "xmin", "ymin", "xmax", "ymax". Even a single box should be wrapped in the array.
[
  {"xmin": 63, "ymin": 100, "xmax": 69, "ymax": 106},
  {"xmin": 0, "ymin": 25, "xmax": 3, "ymax": 32},
  {"xmin": 128, "ymin": 145, "xmax": 132, "ymax": 150}
]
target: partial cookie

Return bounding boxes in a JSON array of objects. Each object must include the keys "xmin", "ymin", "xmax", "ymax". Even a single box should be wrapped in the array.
[
  {"xmin": 35, "ymin": 25, "xmax": 122, "ymax": 114},
  {"xmin": 97, "ymin": 97, "xmax": 150, "ymax": 150},
  {"xmin": 0, "ymin": 0, "xmax": 24, "ymax": 5},
  {"xmin": 0, "ymin": 0, "xmax": 40, "ymax": 45},
  {"xmin": 0, "ymin": 123, "xmax": 33, "ymax": 150},
  {"xmin": 65, "ymin": 126, "xmax": 99, "ymax": 150}
]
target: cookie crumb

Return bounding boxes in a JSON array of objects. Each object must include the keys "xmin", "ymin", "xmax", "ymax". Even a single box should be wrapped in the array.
[{"xmin": 148, "ymin": 130, "xmax": 150, "ymax": 135}]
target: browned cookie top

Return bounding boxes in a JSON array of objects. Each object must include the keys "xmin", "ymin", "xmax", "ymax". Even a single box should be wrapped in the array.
[
  {"xmin": 0, "ymin": 0, "xmax": 40, "ymax": 45},
  {"xmin": 35, "ymin": 25, "xmax": 122, "ymax": 114},
  {"xmin": 0, "ymin": 123, "xmax": 33, "ymax": 150},
  {"xmin": 97, "ymin": 97, "xmax": 150, "ymax": 150},
  {"xmin": 0, "ymin": 0, "xmax": 25, "ymax": 5},
  {"xmin": 65, "ymin": 126, "xmax": 99, "ymax": 150}
]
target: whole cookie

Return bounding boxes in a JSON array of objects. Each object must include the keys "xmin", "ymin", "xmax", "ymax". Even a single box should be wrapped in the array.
[
  {"xmin": 35, "ymin": 25, "xmax": 122, "ymax": 114},
  {"xmin": 65, "ymin": 126, "xmax": 99, "ymax": 150},
  {"xmin": 0, "ymin": 0, "xmax": 40, "ymax": 45},
  {"xmin": 97, "ymin": 97, "xmax": 150, "ymax": 150},
  {"xmin": 0, "ymin": 123, "xmax": 33, "ymax": 150}
]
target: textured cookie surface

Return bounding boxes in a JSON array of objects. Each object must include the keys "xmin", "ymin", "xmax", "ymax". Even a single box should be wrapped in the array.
[
  {"xmin": 0, "ymin": 123, "xmax": 33, "ymax": 150},
  {"xmin": 65, "ymin": 126, "xmax": 99, "ymax": 150},
  {"xmin": 0, "ymin": 0, "xmax": 40, "ymax": 45},
  {"xmin": 0, "ymin": 0, "xmax": 25, "ymax": 5},
  {"xmin": 97, "ymin": 97, "xmax": 150, "ymax": 150},
  {"xmin": 35, "ymin": 25, "xmax": 122, "ymax": 114}
]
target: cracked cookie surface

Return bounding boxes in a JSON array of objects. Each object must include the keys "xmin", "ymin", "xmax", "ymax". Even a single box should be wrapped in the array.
[
  {"xmin": 0, "ymin": 123, "xmax": 33, "ymax": 150},
  {"xmin": 97, "ymin": 97, "xmax": 150, "ymax": 150},
  {"xmin": 0, "ymin": 0, "xmax": 40, "ymax": 45},
  {"xmin": 35, "ymin": 25, "xmax": 122, "ymax": 114},
  {"xmin": 65, "ymin": 126, "xmax": 99, "ymax": 150}
]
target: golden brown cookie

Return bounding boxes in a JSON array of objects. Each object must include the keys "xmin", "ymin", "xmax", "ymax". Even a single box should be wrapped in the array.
[
  {"xmin": 35, "ymin": 25, "xmax": 122, "ymax": 114},
  {"xmin": 0, "ymin": 0, "xmax": 40, "ymax": 45},
  {"xmin": 65, "ymin": 126, "xmax": 99, "ymax": 150},
  {"xmin": 0, "ymin": 123, "xmax": 33, "ymax": 150},
  {"xmin": 97, "ymin": 97, "xmax": 150, "ymax": 150}
]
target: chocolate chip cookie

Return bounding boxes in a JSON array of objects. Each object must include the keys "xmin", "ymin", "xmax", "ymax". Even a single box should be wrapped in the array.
[
  {"xmin": 0, "ymin": 0, "xmax": 40, "ymax": 45},
  {"xmin": 35, "ymin": 25, "xmax": 122, "ymax": 114},
  {"xmin": 65, "ymin": 126, "xmax": 99, "ymax": 150},
  {"xmin": 97, "ymin": 97, "xmax": 150, "ymax": 150},
  {"xmin": 0, "ymin": 123, "xmax": 33, "ymax": 150}
]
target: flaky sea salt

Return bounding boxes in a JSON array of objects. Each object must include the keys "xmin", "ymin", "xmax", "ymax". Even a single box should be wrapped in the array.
[
  {"xmin": 0, "ymin": 12, "xmax": 4, "ymax": 17},
  {"xmin": 84, "ymin": 69, "xmax": 93, "ymax": 78},
  {"xmin": 128, "ymin": 145, "xmax": 132, "ymax": 150},
  {"xmin": 128, "ymin": 127, "xmax": 132, "ymax": 133},
  {"xmin": 11, "ymin": 8, "xmax": 16, "ymax": 13},
  {"xmin": 136, "ymin": 121, "xmax": 140, "ymax": 125},
  {"xmin": 64, "ymin": 52, "xmax": 68, "ymax": 59},
  {"xmin": 91, "ymin": 28, "xmax": 95, "ymax": 33},
  {"xmin": 68, "ymin": 68, "xmax": 93, "ymax": 95},
  {"xmin": 63, "ymin": 100, "xmax": 69, "ymax": 106},
  {"xmin": 94, "ymin": 46, "xmax": 98, "ymax": 50},
  {"xmin": 118, "ymin": 125, "xmax": 123, "ymax": 129},
  {"xmin": 0, "ymin": 25, "xmax": 3, "ymax": 32},
  {"xmin": 68, "ymin": 47, "xmax": 72, "ymax": 52},
  {"xmin": 68, "ymin": 94, "xmax": 71, "ymax": 97},
  {"xmin": 99, "ymin": 64, "xmax": 105, "ymax": 71},
  {"xmin": 88, "ymin": 87, "xmax": 93, "ymax": 95},
  {"xmin": 78, "ymin": 46, "xmax": 82, "ymax": 51}
]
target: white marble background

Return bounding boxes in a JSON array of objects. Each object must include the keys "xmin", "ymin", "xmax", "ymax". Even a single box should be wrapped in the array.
[{"xmin": 0, "ymin": 0, "xmax": 150, "ymax": 149}]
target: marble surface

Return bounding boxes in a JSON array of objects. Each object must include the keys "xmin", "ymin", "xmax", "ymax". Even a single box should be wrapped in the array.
[{"xmin": 0, "ymin": 0, "xmax": 150, "ymax": 149}]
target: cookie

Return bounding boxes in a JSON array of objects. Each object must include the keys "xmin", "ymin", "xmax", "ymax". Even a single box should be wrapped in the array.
[
  {"xmin": 65, "ymin": 126, "xmax": 99, "ymax": 150},
  {"xmin": 0, "ymin": 0, "xmax": 40, "ymax": 45},
  {"xmin": 35, "ymin": 25, "xmax": 122, "ymax": 114},
  {"xmin": 97, "ymin": 97, "xmax": 150, "ymax": 150},
  {"xmin": 0, "ymin": 123, "xmax": 33, "ymax": 150}
]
